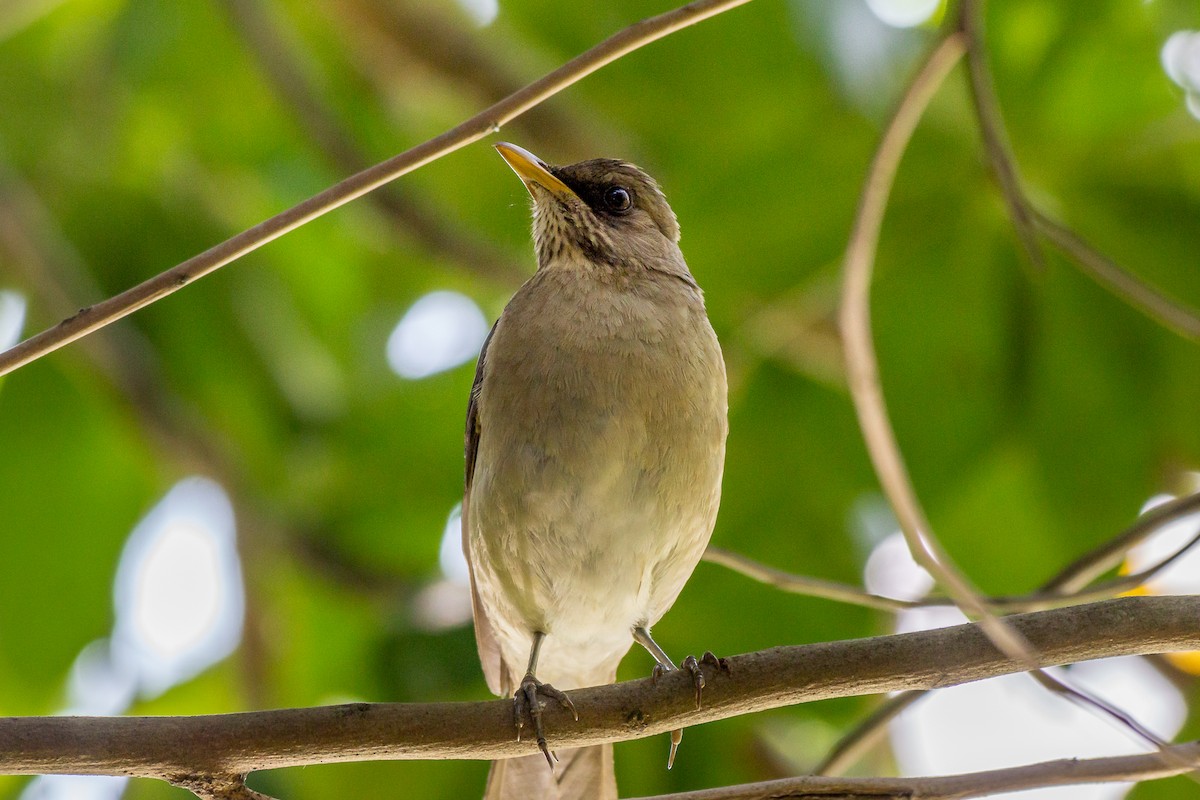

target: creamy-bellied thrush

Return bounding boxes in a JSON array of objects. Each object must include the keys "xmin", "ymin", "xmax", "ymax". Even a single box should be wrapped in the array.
[{"xmin": 463, "ymin": 143, "xmax": 728, "ymax": 800}]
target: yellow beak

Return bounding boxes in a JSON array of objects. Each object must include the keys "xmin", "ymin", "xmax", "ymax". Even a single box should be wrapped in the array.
[{"xmin": 494, "ymin": 142, "xmax": 577, "ymax": 201}]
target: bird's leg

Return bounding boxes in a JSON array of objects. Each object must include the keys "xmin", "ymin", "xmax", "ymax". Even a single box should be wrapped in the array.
[
  {"xmin": 633, "ymin": 626, "xmax": 690, "ymax": 769},
  {"xmin": 514, "ymin": 630, "xmax": 578, "ymax": 768}
]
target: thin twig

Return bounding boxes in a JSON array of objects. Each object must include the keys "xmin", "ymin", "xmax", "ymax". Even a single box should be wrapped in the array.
[
  {"xmin": 958, "ymin": 0, "xmax": 1043, "ymax": 270},
  {"xmin": 1043, "ymin": 491, "xmax": 1200, "ymax": 592},
  {"xmin": 0, "ymin": 0, "xmax": 753, "ymax": 377},
  {"xmin": 706, "ymin": 492, "xmax": 1200, "ymax": 614},
  {"xmin": 702, "ymin": 547, "xmax": 918, "ymax": 612},
  {"xmin": 333, "ymin": 0, "xmax": 596, "ymax": 149},
  {"xmin": 812, "ymin": 690, "xmax": 924, "ymax": 777},
  {"xmin": 960, "ymin": 0, "xmax": 1200, "ymax": 343},
  {"xmin": 218, "ymin": 0, "xmax": 525, "ymax": 284},
  {"xmin": 629, "ymin": 741, "xmax": 1200, "ymax": 800},
  {"xmin": 1032, "ymin": 210, "xmax": 1200, "ymax": 342}
]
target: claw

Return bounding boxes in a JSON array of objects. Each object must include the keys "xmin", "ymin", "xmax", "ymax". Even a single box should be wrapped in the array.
[
  {"xmin": 651, "ymin": 663, "xmax": 668, "ymax": 685},
  {"xmin": 514, "ymin": 673, "xmax": 577, "ymax": 769},
  {"xmin": 667, "ymin": 728, "xmax": 682, "ymax": 769},
  {"xmin": 681, "ymin": 655, "xmax": 706, "ymax": 709},
  {"xmin": 701, "ymin": 650, "xmax": 731, "ymax": 674}
]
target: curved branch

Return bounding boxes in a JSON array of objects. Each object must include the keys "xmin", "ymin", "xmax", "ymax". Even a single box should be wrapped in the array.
[
  {"xmin": 0, "ymin": 0, "xmax": 752, "ymax": 377},
  {"xmin": 958, "ymin": 0, "xmax": 1200, "ymax": 342},
  {"xmin": 836, "ymin": 29, "xmax": 1166, "ymax": 749},
  {"xmin": 837, "ymin": 31, "xmax": 1038, "ymax": 663},
  {"xmin": 0, "ymin": 596, "xmax": 1196, "ymax": 779}
]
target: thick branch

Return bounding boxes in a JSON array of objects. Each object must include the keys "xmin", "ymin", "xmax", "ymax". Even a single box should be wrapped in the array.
[
  {"xmin": 1, "ymin": 596, "xmax": 1196, "ymax": 779},
  {"xmin": 0, "ymin": 0, "xmax": 752, "ymax": 377}
]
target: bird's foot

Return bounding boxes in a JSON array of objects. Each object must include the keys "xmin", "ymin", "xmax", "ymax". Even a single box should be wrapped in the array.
[
  {"xmin": 650, "ymin": 652, "xmax": 729, "ymax": 768},
  {"xmin": 680, "ymin": 651, "xmax": 729, "ymax": 710},
  {"xmin": 514, "ymin": 672, "xmax": 578, "ymax": 768}
]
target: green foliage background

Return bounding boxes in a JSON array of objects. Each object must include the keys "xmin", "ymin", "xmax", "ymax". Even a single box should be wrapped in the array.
[{"xmin": 1, "ymin": 0, "xmax": 1198, "ymax": 797}]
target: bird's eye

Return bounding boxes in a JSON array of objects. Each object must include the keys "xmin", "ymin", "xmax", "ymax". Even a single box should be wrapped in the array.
[{"xmin": 604, "ymin": 186, "xmax": 632, "ymax": 213}]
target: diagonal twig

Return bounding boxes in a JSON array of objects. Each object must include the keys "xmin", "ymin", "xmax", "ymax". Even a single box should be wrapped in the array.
[
  {"xmin": 0, "ymin": 0, "xmax": 753, "ymax": 377},
  {"xmin": 960, "ymin": 0, "xmax": 1200, "ymax": 343},
  {"xmin": 707, "ymin": 490, "xmax": 1200, "ymax": 615},
  {"xmin": 958, "ymin": 0, "xmax": 1043, "ymax": 270},
  {"xmin": 1032, "ymin": 210, "xmax": 1200, "ymax": 342},
  {"xmin": 218, "ymin": 0, "xmax": 526, "ymax": 284}
]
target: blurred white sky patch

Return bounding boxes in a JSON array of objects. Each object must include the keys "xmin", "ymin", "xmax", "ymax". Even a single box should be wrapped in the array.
[
  {"xmin": 865, "ymin": 0, "xmax": 940, "ymax": 29},
  {"xmin": 863, "ymin": 497, "xmax": 1190, "ymax": 799},
  {"xmin": 890, "ymin": 658, "xmax": 1185, "ymax": 800},
  {"xmin": 455, "ymin": 0, "xmax": 498, "ymax": 27},
  {"xmin": 0, "ymin": 289, "xmax": 26, "ymax": 350},
  {"xmin": 790, "ymin": 0, "xmax": 929, "ymax": 116},
  {"xmin": 20, "ymin": 479, "xmax": 243, "ymax": 800},
  {"xmin": 1130, "ymin": 493, "xmax": 1200, "ymax": 594},
  {"xmin": 18, "ymin": 775, "xmax": 128, "ymax": 800},
  {"xmin": 387, "ymin": 291, "xmax": 490, "ymax": 380},
  {"xmin": 413, "ymin": 504, "xmax": 473, "ymax": 631},
  {"xmin": 864, "ymin": 531, "xmax": 934, "ymax": 601},
  {"xmin": 1162, "ymin": 30, "xmax": 1200, "ymax": 119},
  {"xmin": 111, "ymin": 477, "xmax": 244, "ymax": 698},
  {"xmin": 65, "ymin": 639, "xmax": 137, "ymax": 717},
  {"xmin": 438, "ymin": 503, "xmax": 469, "ymax": 584}
]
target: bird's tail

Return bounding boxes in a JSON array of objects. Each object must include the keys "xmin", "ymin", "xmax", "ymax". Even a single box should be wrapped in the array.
[{"xmin": 484, "ymin": 743, "xmax": 615, "ymax": 800}]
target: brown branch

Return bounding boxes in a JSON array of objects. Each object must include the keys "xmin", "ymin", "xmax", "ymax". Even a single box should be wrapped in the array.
[
  {"xmin": 1044, "ymin": 492, "xmax": 1200, "ymax": 593},
  {"xmin": 812, "ymin": 690, "xmax": 924, "ymax": 777},
  {"xmin": 1031, "ymin": 210, "xmax": 1200, "ymax": 342},
  {"xmin": 630, "ymin": 741, "xmax": 1200, "ymax": 800},
  {"xmin": 218, "ymin": 0, "xmax": 525, "ymax": 284},
  {"xmin": 0, "ymin": 0, "xmax": 753, "ymax": 377},
  {"xmin": 173, "ymin": 775, "xmax": 278, "ymax": 800},
  {"xmin": 0, "ymin": 596, "xmax": 1196, "ymax": 781},
  {"xmin": 957, "ymin": 0, "xmax": 1043, "ymax": 270},
  {"xmin": 706, "ymin": 491, "xmax": 1200, "ymax": 614},
  {"xmin": 959, "ymin": 0, "xmax": 1200, "ymax": 342}
]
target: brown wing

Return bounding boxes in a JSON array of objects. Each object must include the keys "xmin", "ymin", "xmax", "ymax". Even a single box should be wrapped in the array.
[{"xmin": 464, "ymin": 322, "xmax": 504, "ymax": 695}]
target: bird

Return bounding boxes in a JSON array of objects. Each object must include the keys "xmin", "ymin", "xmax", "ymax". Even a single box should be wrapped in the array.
[{"xmin": 463, "ymin": 142, "xmax": 728, "ymax": 800}]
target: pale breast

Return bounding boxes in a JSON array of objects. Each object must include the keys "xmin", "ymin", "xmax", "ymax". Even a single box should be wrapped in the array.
[{"xmin": 468, "ymin": 264, "xmax": 727, "ymax": 686}]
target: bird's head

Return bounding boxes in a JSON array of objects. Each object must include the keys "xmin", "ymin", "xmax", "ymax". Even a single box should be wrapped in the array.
[{"xmin": 495, "ymin": 142, "xmax": 685, "ymax": 275}]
